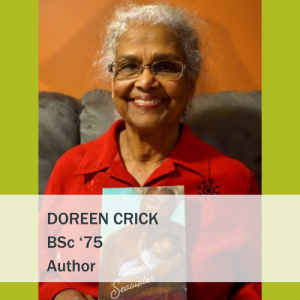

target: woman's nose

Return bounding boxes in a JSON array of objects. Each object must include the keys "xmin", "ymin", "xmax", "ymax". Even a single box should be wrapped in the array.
[{"xmin": 134, "ymin": 67, "xmax": 160, "ymax": 90}]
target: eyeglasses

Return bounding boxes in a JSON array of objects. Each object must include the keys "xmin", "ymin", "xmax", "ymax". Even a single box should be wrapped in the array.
[{"xmin": 108, "ymin": 60, "xmax": 187, "ymax": 81}]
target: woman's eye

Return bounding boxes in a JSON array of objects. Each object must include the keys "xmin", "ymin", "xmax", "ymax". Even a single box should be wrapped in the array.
[
  {"xmin": 119, "ymin": 63, "xmax": 138, "ymax": 71},
  {"xmin": 155, "ymin": 62, "xmax": 177, "ymax": 73}
]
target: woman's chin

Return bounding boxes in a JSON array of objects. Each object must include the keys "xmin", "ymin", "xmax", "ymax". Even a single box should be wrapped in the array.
[{"xmin": 125, "ymin": 116, "xmax": 170, "ymax": 132}]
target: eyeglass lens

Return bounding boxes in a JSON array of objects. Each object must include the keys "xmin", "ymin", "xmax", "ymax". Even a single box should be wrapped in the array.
[{"xmin": 113, "ymin": 61, "xmax": 183, "ymax": 80}]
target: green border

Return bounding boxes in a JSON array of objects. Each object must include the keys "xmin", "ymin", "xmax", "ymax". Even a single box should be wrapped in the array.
[
  {"xmin": 262, "ymin": 0, "xmax": 300, "ymax": 298},
  {"xmin": 1, "ymin": 0, "xmax": 300, "ymax": 298},
  {"xmin": 0, "ymin": 0, "xmax": 38, "ymax": 299},
  {"xmin": 0, "ymin": 283, "xmax": 38, "ymax": 298},
  {"xmin": 262, "ymin": 2, "xmax": 300, "ymax": 195},
  {"xmin": 263, "ymin": 283, "xmax": 300, "ymax": 299},
  {"xmin": 0, "ymin": 2, "xmax": 38, "ymax": 194}
]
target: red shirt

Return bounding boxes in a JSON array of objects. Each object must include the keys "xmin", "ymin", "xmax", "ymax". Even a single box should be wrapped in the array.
[{"xmin": 40, "ymin": 120, "xmax": 261, "ymax": 299}]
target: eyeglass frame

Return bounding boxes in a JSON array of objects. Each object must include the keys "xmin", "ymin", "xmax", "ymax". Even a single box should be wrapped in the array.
[{"xmin": 108, "ymin": 60, "xmax": 187, "ymax": 81}]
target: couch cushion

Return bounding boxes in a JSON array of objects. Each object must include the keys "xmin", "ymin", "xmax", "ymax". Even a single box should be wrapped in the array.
[
  {"xmin": 39, "ymin": 92, "xmax": 83, "ymax": 195},
  {"xmin": 80, "ymin": 90, "xmax": 116, "ymax": 144}
]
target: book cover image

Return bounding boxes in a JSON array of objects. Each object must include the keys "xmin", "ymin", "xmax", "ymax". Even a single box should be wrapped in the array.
[{"xmin": 99, "ymin": 186, "xmax": 187, "ymax": 300}]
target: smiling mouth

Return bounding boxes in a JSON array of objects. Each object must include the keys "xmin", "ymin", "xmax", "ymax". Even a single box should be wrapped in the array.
[
  {"xmin": 129, "ymin": 97, "xmax": 165, "ymax": 108},
  {"xmin": 133, "ymin": 99, "xmax": 163, "ymax": 104}
]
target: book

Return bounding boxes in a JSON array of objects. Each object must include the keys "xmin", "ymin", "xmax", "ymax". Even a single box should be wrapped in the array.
[{"xmin": 99, "ymin": 186, "xmax": 187, "ymax": 300}]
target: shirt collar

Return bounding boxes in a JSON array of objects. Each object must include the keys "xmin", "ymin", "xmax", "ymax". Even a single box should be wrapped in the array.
[{"xmin": 76, "ymin": 120, "xmax": 209, "ymax": 178}]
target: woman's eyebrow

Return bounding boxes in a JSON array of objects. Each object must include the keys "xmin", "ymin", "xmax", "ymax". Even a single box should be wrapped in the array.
[
  {"xmin": 116, "ymin": 53, "xmax": 181, "ymax": 62},
  {"xmin": 153, "ymin": 53, "xmax": 181, "ymax": 61},
  {"xmin": 117, "ymin": 55, "xmax": 138, "ymax": 61}
]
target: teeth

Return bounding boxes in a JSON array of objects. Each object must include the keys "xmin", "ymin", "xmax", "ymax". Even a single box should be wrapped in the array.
[{"xmin": 134, "ymin": 99, "xmax": 163, "ymax": 104}]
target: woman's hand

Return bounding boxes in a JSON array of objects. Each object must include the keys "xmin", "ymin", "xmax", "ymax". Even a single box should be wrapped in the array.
[{"xmin": 54, "ymin": 289, "xmax": 96, "ymax": 300}]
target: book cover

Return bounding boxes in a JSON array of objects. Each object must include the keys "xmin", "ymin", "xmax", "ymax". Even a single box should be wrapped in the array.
[{"xmin": 99, "ymin": 186, "xmax": 187, "ymax": 300}]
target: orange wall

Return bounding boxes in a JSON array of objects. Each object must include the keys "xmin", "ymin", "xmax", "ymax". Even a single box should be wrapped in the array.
[{"xmin": 39, "ymin": 0, "xmax": 261, "ymax": 99}]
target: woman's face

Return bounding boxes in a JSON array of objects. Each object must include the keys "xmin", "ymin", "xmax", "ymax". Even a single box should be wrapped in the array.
[{"xmin": 112, "ymin": 24, "xmax": 195, "ymax": 132}]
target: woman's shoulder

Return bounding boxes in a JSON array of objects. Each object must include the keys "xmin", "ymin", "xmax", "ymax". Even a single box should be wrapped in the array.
[
  {"xmin": 200, "ymin": 140, "xmax": 260, "ymax": 194},
  {"xmin": 43, "ymin": 139, "xmax": 99, "ymax": 194},
  {"xmin": 180, "ymin": 124, "xmax": 260, "ymax": 193},
  {"xmin": 53, "ymin": 120, "xmax": 123, "ymax": 171},
  {"xmin": 181, "ymin": 123, "xmax": 252, "ymax": 173},
  {"xmin": 53, "ymin": 140, "xmax": 97, "ymax": 171}
]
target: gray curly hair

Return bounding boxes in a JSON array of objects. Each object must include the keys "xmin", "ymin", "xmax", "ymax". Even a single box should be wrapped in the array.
[{"xmin": 98, "ymin": 3, "xmax": 201, "ymax": 81}]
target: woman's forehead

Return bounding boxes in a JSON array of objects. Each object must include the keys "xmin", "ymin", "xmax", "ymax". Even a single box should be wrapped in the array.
[{"xmin": 116, "ymin": 25, "xmax": 186, "ymax": 62}]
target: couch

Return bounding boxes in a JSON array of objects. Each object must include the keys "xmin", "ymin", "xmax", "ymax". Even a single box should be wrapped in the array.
[{"xmin": 39, "ymin": 89, "xmax": 261, "ymax": 195}]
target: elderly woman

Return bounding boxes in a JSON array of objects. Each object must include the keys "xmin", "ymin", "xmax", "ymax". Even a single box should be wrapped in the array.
[{"xmin": 41, "ymin": 3, "xmax": 260, "ymax": 300}]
